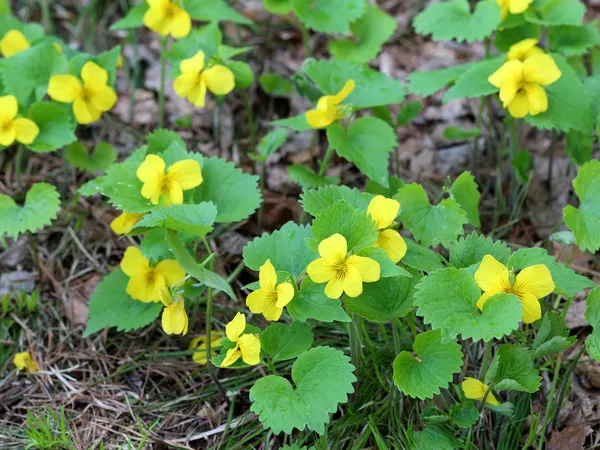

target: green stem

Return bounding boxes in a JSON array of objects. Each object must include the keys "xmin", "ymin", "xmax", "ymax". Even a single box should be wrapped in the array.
[
  {"xmin": 551, "ymin": 345, "xmax": 585, "ymax": 430},
  {"xmin": 245, "ymin": 92, "xmax": 256, "ymax": 155},
  {"xmin": 257, "ymin": 160, "xmax": 266, "ymax": 233},
  {"xmin": 349, "ymin": 313, "xmax": 362, "ymax": 380},
  {"xmin": 317, "ymin": 145, "xmax": 334, "ymax": 177},
  {"xmin": 299, "ymin": 21, "xmax": 311, "ymax": 57},
  {"xmin": 479, "ymin": 341, "xmax": 493, "ymax": 379},
  {"xmin": 158, "ymin": 36, "xmax": 168, "ymax": 128},
  {"xmin": 15, "ymin": 145, "xmax": 25, "ymax": 189}
]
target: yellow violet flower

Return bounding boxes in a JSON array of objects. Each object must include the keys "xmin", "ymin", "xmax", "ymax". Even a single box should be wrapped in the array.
[
  {"xmin": 0, "ymin": 30, "xmax": 30, "ymax": 57},
  {"xmin": 13, "ymin": 351, "xmax": 39, "ymax": 373},
  {"xmin": 221, "ymin": 313, "xmax": 261, "ymax": 367},
  {"xmin": 305, "ymin": 79, "xmax": 355, "ymax": 129},
  {"xmin": 120, "ymin": 246, "xmax": 186, "ymax": 303},
  {"xmin": 461, "ymin": 377, "xmax": 500, "ymax": 406},
  {"xmin": 159, "ymin": 288, "xmax": 188, "ymax": 335},
  {"xmin": 110, "ymin": 212, "xmax": 144, "ymax": 235},
  {"xmin": 306, "ymin": 233, "xmax": 380, "ymax": 299},
  {"xmin": 136, "ymin": 154, "xmax": 202, "ymax": 206},
  {"xmin": 0, "ymin": 95, "xmax": 40, "ymax": 147},
  {"xmin": 173, "ymin": 51, "xmax": 235, "ymax": 108},
  {"xmin": 474, "ymin": 255, "xmax": 555, "ymax": 323},
  {"xmin": 507, "ymin": 38, "xmax": 544, "ymax": 62},
  {"xmin": 488, "ymin": 54, "xmax": 561, "ymax": 118},
  {"xmin": 48, "ymin": 61, "xmax": 118, "ymax": 125},
  {"xmin": 367, "ymin": 195, "xmax": 407, "ymax": 263},
  {"xmin": 246, "ymin": 259, "xmax": 295, "ymax": 321},
  {"xmin": 143, "ymin": 0, "xmax": 191, "ymax": 38},
  {"xmin": 497, "ymin": 0, "xmax": 533, "ymax": 20},
  {"xmin": 189, "ymin": 331, "xmax": 225, "ymax": 365}
]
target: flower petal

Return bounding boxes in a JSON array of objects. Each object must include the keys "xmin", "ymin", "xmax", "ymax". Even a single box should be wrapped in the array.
[
  {"xmin": 13, "ymin": 351, "xmax": 38, "ymax": 373},
  {"xmin": 317, "ymin": 233, "xmax": 347, "ymax": 259},
  {"xmin": 507, "ymin": 38, "xmax": 540, "ymax": 61},
  {"xmin": 137, "ymin": 154, "xmax": 166, "ymax": 183},
  {"xmin": 520, "ymin": 291, "xmax": 542, "ymax": 323},
  {"xmin": 514, "ymin": 264, "xmax": 555, "ymax": 299},
  {"xmin": 462, "ymin": 377, "xmax": 486, "ymax": 400},
  {"xmin": 165, "ymin": 181, "xmax": 183, "ymax": 205},
  {"xmin": 262, "ymin": 304, "xmax": 284, "ymax": 321},
  {"xmin": 82, "ymin": 61, "xmax": 108, "ymax": 87},
  {"xmin": 143, "ymin": 3, "xmax": 170, "ymax": 35},
  {"xmin": 499, "ymin": 80, "xmax": 519, "ymax": 107},
  {"xmin": 509, "ymin": 0, "xmax": 533, "ymax": 14},
  {"xmin": 13, "ymin": 118, "xmax": 39, "ymax": 145},
  {"xmin": 376, "ymin": 229, "xmax": 407, "ymax": 263},
  {"xmin": 332, "ymin": 79, "xmax": 355, "ymax": 104},
  {"xmin": 341, "ymin": 264, "xmax": 364, "ymax": 298},
  {"xmin": 346, "ymin": 255, "xmax": 380, "ymax": 283},
  {"xmin": 73, "ymin": 98, "xmax": 101, "ymax": 124},
  {"xmin": 187, "ymin": 79, "xmax": 208, "ymax": 107},
  {"xmin": 307, "ymin": 257, "xmax": 335, "ymax": 283},
  {"xmin": 155, "ymin": 259, "xmax": 186, "ymax": 286},
  {"xmin": 0, "ymin": 122, "xmax": 16, "ymax": 146},
  {"xmin": 167, "ymin": 159, "xmax": 202, "ymax": 190},
  {"xmin": 120, "ymin": 246, "xmax": 149, "ymax": 277},
  {"xmin": 367, "ymin": 195, "xmax": 400, "ymax": 230},
  {"xmin": 523, "ymin": 54, "xmax": 561, "ymax": 86},
  {"xmin": 161, "ymin": 299, "xmax": 188, "ymax": 335},
  {"xmin": 523, "ymin": 83, "xmax": 548, "ymax": 116},
  {"xmin": 169, "ymin": 6, "xmax": 192, "ymax": 38},
  {"xmin": 180, "ymin": 51, "xmax": 205, "ymax": 74},
  {"xmin": 475, "ymin": 290, "xmax": 499, "ymax": 311},
  {"xmin": 226, "ymin": 312, "xmax": 246, "ymax": 342},
  {"xmin": 238, "ymin": 334, "xmax": 261, "ymax": 365},
  {"xmin": 275, "ymin": 282, "xmax": 295, "ymax": 308},
  {"xmin": 0, "ymin": 95, "xmax": 18, "ymax": 120},
  {"xmin": 259, "ymin": 259, "xmax": 277, "ymax": 290},
  {"xmin": 48, "ymin": 75, "xmax": 82, "ymax": 103},
  {"xmin": 174, "ymin": 72, "xmax": 200, "ymax": 99},
  {"xmin": 0, "ymin": 30, "xmax": 30, "ymax": 58},
  {"xmin": 202, "ymin": 65, "xmax": 235, "ymax": 96},
  {"xmin": 110, "ymin": 212, "xmax": 144, "ymax": 235},
  {"xmin": 127, "ymin": 273, "xmax": 164, "ymax": 302},
  {"xmin": 221, "ymin": 346, "xmax": 242, "ymax": 367},
  {"xmin": 89, "ymin": 85, "xmax": 118, "ymax": 112},
  {"xmin": 488, "ymin": 60, "xmax": 523, "ymax": 89},
  {"xmin": 474, "ymin": 255, "xmax": 510, "ymax": 293},
  {"xmin": 305, "ymin": 109, "xmax": 336, "ymax": 129},
  {"xmin": 324, "ymin": 278, "xmax": 345, "ymax": 299},
  {"xmin": 246, "ymin": 288, "xmax": 268, "ymax": 314},
  {"xmin": 507, "ymin": 91, "xmax": 530, "ymax": 118}
]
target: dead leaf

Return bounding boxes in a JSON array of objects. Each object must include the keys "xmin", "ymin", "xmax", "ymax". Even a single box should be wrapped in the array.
[
  {"xmin": 548, "ymin": 424, "xmax": 592, "ymax": 450},
  {"xmin": 565, "ymin": 301, "xmax": 588, "ymax": 329}
]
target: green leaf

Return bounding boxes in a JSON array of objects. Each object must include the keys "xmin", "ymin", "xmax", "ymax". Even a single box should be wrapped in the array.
[
  {"xmin": 443, "ymin": 126, "xmax": 481, "ymax": 140},
  {"xmin": 83, "ymin": 270, "xmax": 163, "ymax": 337},
  {"xmin": 449, "ymin": 171, "xmax": 481, "ymax": 227},
  {"xmin": 303, "ymin": 59, "xmax": 405, "ymax": 108},
  {"xmin": 344, "ymin": 274, "xmax": 419, "ymax": 322},
  {"xmin": 532, "ymin": 312, "xmax": 576, "ymax": 358},
  {"xmin": 147, "ymin": 129, "xmax": 187, "ymax": 154},
  {"xmin": 110, "ymin": 4, "xmax": 147, "ymax": 30},
  {"xmin": 443, "ymin": 57, "xmax": 505, "ymax": 102},
  {"xmin": 0, "ymin": 17, "xmax": 44, "ymax": 45},
  {"xmin": 365, "ymin": 176, "xmax": 405, "ymax": 198},
  {"xmin": 271, "ymin": 114, "xmax": 312, "ymax": 131},
  {"xmin": 256, "ymin": 128, "xmax": 288, "ymax": 158},
  {"xmin": 250, "ymin": 346, "xmax": 356, "ymax": 434},
  {"xmin": 288, "ymin": 278, "xmax": 350, "ymax": 322},
  {"xmin": 65, "ymin": 141, "xmax": 116, "ymax": 172},
  {"xmin": 549, "ymin": 230, "xmax": 577, "ymax": 245},
  {"xmin": 495, "ymin": 22, "xmax": 541, "ymax": 52},
  {"xmin": 134, "ymin": 202, "xmax": 217, "ymax": 237},
  {"xmin": 563, "ymin": 160, "xmax": 600, "ymax": 252},
  {"xmin": 140, "ymin": 228, "xmax": 176, "ymax": 261},
  {"xmin": 449, "ymin": 233, "xmax": 511, "ymax": 269},
  {"xmin": 0, "ymin": 0, "xmax": 10, "ymax": 14},
  {"xmin": 261, "ymin": 322, "xmax": 314, "ymax": 361},
  {"xmin": 26, "ymin": 102, "xmax": 77, "ymax": 152},
  {"xmin": 309, "ymin": 201, "xmax": 378, "ymax": 253},
  {"xmin": 168, "ymin": 24, "xmax": 222, "ymax": 65},
  {"xmin": 402, "ymin": 239, "xmax": 445, "ymax": 273},
  {"xmin": 395, "ymin": 183, "xmax": 468, "ymax": 248},
  {"xmin": 512, "ymin": 149, "xmax": 533, "ymax": 183},
  {"xmin": 450, "ymin": 402, "xmax": 479, "ymax": 428},
  {"xmin": 67, "ymin": 46, "xmax": 121, "ymax": 87},
  {"xmin": 413, "ymin": 0, "xmax": 501, "ymax": 43},
  {"xmin": 397, "ymin": 101, "xmax": 423, "ymax": 127},
  {"xmin": 193, "ymin": 157, "xmax": 262, "ymax": 223},
  {"xmin": 407, "ymin": 62, "xmax": 475, "ymax": 97},
  {"xmin": 485, "ymin": 344, "xmax": 541, "ymax": 392},
  {"xmin": 414, "ymin": 268, "xmax": 523, "ymax": 342},
  {"xmin": 243, "ymin": 221, "xmax": 318, "ymax": 279},
  {"xmin": 524, "ymin": 0, "xmax": 585, "ymax": 26},
  {"xmin": 565, "ymin": 129, "xmax": 593, "ymax": 165},
  {"xmin": 412, "ymin": 424, "xmax": 463, "ymax": 450},
  {"xmin": 287, "ymin": 165, "xmax": 340, "ymax": 189},
  {"xmin": 301, "ymin": 185, "xmax": 373, "ymax": 217},
  {"xmin": 292, "ymin": 0, "xmax": 366, "ymax": 34},
  {"xmin": 259, "ymin": 73, "xmax": 293, "ymax": 96},
  {"xmin": 354, "ymin": 247, "xmax": 412, "ymax": 278},
  {"xmin": 549, "ymin": 23, "xmax": 600, "ymax": 56},
  {"xmin": 327, "ymin": 117, "xmax": 397, "ymax": 187},
  {"xmin": 0, "ymin": 183, "xmax": 60, "ymax": 239},
  {"xmin": 329, "ymin": 4, "xmax": 396, "ymax": 64},
  {"xmin": 227, "ymin": 61, "xmax": 254, "ymax": 89},
  {"xmin": 393, "ymin": 329, "xmax": 463, "ymax": 399},
  {"xmin": 2, "ymin": 42, "xmax": 66, "ymax": 104},
  {"xmin": 218, "ymin": 44, "xmax": 253, "ymax": 62},
  {"xmin": 525, "ymin": 55, "xmax": 593, "ymax": 133},
  {"xmin": 183, "ymin": 0, "xmax": 253, "ymax": 25},
  {"xmin": 102, "ymin": 162, "xmax": 154, "ymax": 213},
  {"xmin": 165, "ymin": 230, "xmax": 236, "ymax": 300},
  {"xmin": 585, "ymin": 287, "xmax": 600, "ymax": 362},
  {"xmin": 264, "ymin": 0, "xmax": 293, "ymax": 15}
]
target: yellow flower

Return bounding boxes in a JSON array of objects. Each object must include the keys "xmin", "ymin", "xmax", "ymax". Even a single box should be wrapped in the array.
[
  {"xmin": 305, "ymin": 79, "xmax": 355, "ymax": 129},
  {"xmin": 48, "ymin": 61, "xmax": 118, "ymax": 125},
  {"xmin": 13, "ymin": 351, "xmax": 38, "ymax": 373},
  {"xmin": 159, "ymin": 288, "xmax": 188, "ymax": 335},
  {"xmin": 120, "ymin": 246, "xmax": 186, "ymax": 303},
  {"xmin": 488, "ymin": 54, "xmax": 561, "ymax": 118},
  {"xmin": 474, "ymin": 255, "xmax": 555, "ymax": 323},
  {"xmin": 367, "ymin": 195, "xmax": 407, "ymax": 263},
  {"xmin": 220, "ymin": 313, "xmax": 261, "ymax": 367},
  {"xmin": 136, "ymin": 154, "xmax": 202, "ymax": 206},
  {"xmin": 461, "ymin": 377, "xmax": 500, "ymax": 406},
  {"xmin": 143, "ymin": 0, "xmax": 191, "ymax": 38},
  {"xmin": 246, "ymin": 260, "xmax": 295, "ymax": 321},
  {"xmin": 110, "ymin": 212, "xmax": 144, "ymax": 235},
  {"xmin": 306, "ymin": 233, "xmax": 380, "ymax": 299},
  {"xmin": 0, "ymin": 95, "xmax": 40, "ymax": 147},
  {"xmin": 189, "ymin": 331, "xmax": 225, "ymax": 365},
  {"xmin": 0, "ymin": 30, "xmax": 30, "ymax": 57},
  {"xmin": 497, "ymin": 0, "xmax": 533, "ymax": 20},
  {"xmin": 173, "ymin": 51, "xmax": 235, "ymax": 108},
  {"xmin": 507, "ymin": 39, "xmax": 544, "ymax": 62}
]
